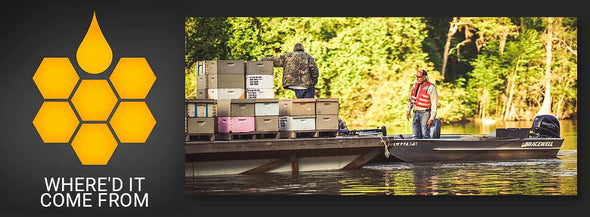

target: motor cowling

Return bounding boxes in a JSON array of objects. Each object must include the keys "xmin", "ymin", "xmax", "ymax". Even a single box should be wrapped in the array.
[{"xmin": 531, "ymin": 115, "xmax": 560, "ymax": 138}]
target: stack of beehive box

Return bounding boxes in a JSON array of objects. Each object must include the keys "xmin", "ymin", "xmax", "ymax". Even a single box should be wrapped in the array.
[
  {"xmin": 245, "ymin": 61, "xmax": 275, "ymax": 99},
  {"xmin": 216, "ymin": 99, "xmax": 254, "ymax": 134},
  {"xmin": 187, "ymin": 59, "xmax": 340, "ymax": 141},
  {"xmin": 189, "ymin": 60, "xmax": 247, "ymax": 141},
  {"xmin": 185, "ymin": 98, "xmax": 217, "ymax": 141},
  {"xmin": 195, "ymin": 60, "xmax": 275, "ymax": 100},
  {"xmin": 196, "ymin": 60, "xmax": 245, "ymax": 99},
  {"xmin": 278, "ymin": 98, "xmax": 340, "ymax": 138},
  {"xmin": 190, "ymin": 60, "xmax": 279, "ymax": 140},
  {"xmin": 246, "ymin": 61, "xmax": 279, "ymax": 136},
  {"xmin": 315, "ymin": 98, "xmax": 340, "ymax": 131}
]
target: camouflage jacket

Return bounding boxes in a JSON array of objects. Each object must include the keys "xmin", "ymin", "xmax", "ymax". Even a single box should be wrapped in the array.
[{"xmin": 261, "ymin": 50, "xmax": 319, "ymax": 88}]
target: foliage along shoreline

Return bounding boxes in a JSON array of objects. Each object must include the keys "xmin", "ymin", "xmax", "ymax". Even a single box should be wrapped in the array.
[{"xmin": 185, "ymin": 17, "xmax": 577, "ymax": 127}]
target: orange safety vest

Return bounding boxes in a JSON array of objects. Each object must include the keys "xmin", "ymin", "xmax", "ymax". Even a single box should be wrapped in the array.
[{"xmin": 409, "ymin": 82, "xmax": 433, "ymax": 108}]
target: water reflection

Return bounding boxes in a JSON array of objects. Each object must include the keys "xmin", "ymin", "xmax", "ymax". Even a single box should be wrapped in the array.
[
  {"xmin": 187, "ymin": 155, "xmax": 576, "ymax": 196},
  {"xmin": 354, "ymin": 158, "xmax": 577, "ymax": 196}
]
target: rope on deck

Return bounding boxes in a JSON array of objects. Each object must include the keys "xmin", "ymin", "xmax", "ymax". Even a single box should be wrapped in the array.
[{"xmin": 379, "ymin": 135, "xmax": 392, "ymax": 158}]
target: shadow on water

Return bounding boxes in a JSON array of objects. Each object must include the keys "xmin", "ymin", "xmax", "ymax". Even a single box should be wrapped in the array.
[{"xmin": 186, "ymin": 120, "xmax": 577, "ymax": 196}]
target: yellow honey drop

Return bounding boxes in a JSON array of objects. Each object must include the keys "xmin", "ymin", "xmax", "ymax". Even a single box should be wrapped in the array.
[{"xmin": 76, "ymin": 11, "xmax": 112, "ymax": 74}]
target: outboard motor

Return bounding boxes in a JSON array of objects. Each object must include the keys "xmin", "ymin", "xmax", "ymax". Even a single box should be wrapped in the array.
[{"xmin": 530, "ymin": 115, "xmax": 560, "ymax": 138}]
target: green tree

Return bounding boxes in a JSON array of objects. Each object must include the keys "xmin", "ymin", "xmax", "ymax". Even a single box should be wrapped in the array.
[{"xmin": 184, "ymin": 17, "xmax": 577, "ymax": 127}]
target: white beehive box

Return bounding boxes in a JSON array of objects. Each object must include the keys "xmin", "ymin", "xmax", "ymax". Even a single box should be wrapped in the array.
[
  {"xmin": 207, "ymin": 88, "xmax": 245, "ymax": 99},
  {"xmin": 254, "ymin": 99, "xmax": 279, "ymax": 116},
  {"xmin": 246, "ymin": 88, "xmax": 275, "ymax": 99},
  {"xmin": 279, "ymin": 115, "xmax": 316, "ymax": 131},
  {"xmin": 246, "ymin": 75, "xmax": 274, "ymax": 89}
]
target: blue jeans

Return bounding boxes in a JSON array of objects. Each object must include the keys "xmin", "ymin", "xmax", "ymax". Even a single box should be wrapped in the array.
[
  {"xmin": 292, "ymin": 86, "xmax": 315, "ymax": 98},
  {"xmin": 412, "ymin": 110, "xmax": 431, "ymax": 139}
]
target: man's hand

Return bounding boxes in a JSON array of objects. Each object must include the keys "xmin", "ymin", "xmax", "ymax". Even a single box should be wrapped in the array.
[
  {"xmin": 406, "ymin": 111, "xmax": 411, "ymax": 120},
  {"xmin": 427, "ymin": 119, "xmax": 433, "ymax": 128}
]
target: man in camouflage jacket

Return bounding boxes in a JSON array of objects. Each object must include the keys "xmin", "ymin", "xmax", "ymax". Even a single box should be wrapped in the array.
[{"xmin": 261, "ymin": 43, "xmax": 319, "ymax": 98}]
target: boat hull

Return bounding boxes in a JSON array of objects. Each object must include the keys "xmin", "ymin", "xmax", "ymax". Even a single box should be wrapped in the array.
[{"xmin": 386, "ymin": 135, "xmax": 564, "ymax": 162}]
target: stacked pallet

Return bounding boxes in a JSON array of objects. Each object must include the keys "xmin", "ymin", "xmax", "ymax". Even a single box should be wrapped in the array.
[
  {"xmin": 195, "ymin": 60, "xmax": 275, "ymax": 99},
  {"xmin": 279, "ymin": 98, "xmax": 339, "ymax": 139},
  {"xmin": 196, "ymin": 60, "xmax": 246, "ymax": 99},
  {"xmin": 215, "ymin": 98, "xmax": 280, "ymax": 140},
  {"xmin": 187, "ymin": 60, "xmax": 278, "ymax": 141},
  {"xmin": 185, "ymin": 99, "xmax": 217, "ymax": 141},
  {"xmin": 186, "ymin": 59, "xmax": 340, "ymax": 141},
  {"xmin": 245, "ymin": 61, "xmax": 275, "ymax": 99}
]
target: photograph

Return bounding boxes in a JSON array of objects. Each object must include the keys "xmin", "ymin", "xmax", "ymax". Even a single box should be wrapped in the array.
[{"xmin": 183, "ymin": 17, "xmax": 577, "ymax": 196}]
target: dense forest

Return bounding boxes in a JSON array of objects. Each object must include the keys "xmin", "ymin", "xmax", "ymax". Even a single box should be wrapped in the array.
[{"xmin": 184, "ymin": 17, "xmax": 577, "ymax": 127}]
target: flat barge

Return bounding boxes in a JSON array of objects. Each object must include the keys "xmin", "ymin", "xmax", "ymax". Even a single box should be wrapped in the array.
[
  {"xmin": 185, "ymin": 135, "xmax": 387, "ymax": 176},
  {"xmin": 185, "ymin": 133, "xmax": 563, "ymax": 176}
]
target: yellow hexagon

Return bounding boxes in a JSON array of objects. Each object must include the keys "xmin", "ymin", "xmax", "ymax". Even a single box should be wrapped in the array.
[
  {"xmin": 71, "ymin": 79, "xmax": 118, "ymax": 121},
  {"xmin": 110, "ymin": 101, "xmax": 156, "ymax": 143},
  {"xmin": 33, "ymin": 58, "xmax": 80, "ymax": 99},
  {"xmin": 109, "ymin": 58, "xmax": 156, "ymax": 99},
  {"xmin": 32, "ymin": 101, "xmax": 80, "ymax": 143},
  {"xmin": 71, "ymin": 123, "xmax": 118, "ymax": 165}
]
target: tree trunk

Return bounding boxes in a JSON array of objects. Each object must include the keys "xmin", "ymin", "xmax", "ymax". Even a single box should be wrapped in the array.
[
  {"xmin": 556, "ymin": 96, "xmax": 564, "ymax": 119},
  {"xmin": 503, "ymin": 58, "xmax": 521, "ymax": 120},
  {"xmin": 481, "ymin": 89, "xmax": 487, "ymax": 120},
  {"xmin": 537, "ymin": 17, "xmax": 554, "ymax": 116},
  {"xmin": 504, "ymin": 75, "xmax": 516, "ymax": 120},
  {"xmin": 442, "ymin": 17, "xmax": 459, "ymax": 80}
]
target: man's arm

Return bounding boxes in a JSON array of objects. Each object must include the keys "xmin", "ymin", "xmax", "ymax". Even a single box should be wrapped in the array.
[
  {"xmin": 308, "ymin": 55, "xmax": 319, "ymax": 84},
  {"xmin": 406, "ymin": 91, "xmax": 413, "ymax": 120},
  {"xmin": 261, "ymin": 54, "xmax": 285, "ymax": 67},
  {"xmin": 428, "ymin": 85, "xmax": 438, "ymax": 120}
]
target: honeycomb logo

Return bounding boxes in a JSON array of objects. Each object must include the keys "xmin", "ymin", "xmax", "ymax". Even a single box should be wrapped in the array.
[{"xmin": 32, "ymin": 12, "xmax": 156, "ymax": 165}]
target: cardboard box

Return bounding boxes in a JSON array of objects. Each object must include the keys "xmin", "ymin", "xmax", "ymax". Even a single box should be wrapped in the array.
[
  {"xmin": 246, "ymin": 75, "xmax": 274, "ymax": 89},
  {"xmin": 186, "ymin": 99, "xmax": 216, "ymax": 117},
  {"xmin": 204, "ymin": 60, "xmax": 244, "ymax": 75},
  {"xmin": 255, "ymin": 116, "xmax": 279, "ymax": 132},
  {"xmin": 254, "ymin": 99, "xmax": 279, "ymax": 116},
  {"xmin": 245, "ymin": 61, "xmax": 274, "ymax": 75},
  {"xmin": 316, "ymin": 98, "xmax": 339, "ymax": 115},
  {"xmin": 207, "ymin": 88, "xmax": 245, "ymax": 99},
  {"xmin": 231, "ymin": 117, "xmax": 255, "ymax": 133},
  {"xmin": 316, "ymin": 114, "xmax": 338, "ymax": 130},
  {"xmin": 279, "ymin": 115, "xmax": 316, "ymax": 131},
  {"xmin": 196, "ymin": 74, "xmax": 208, "ymax": 90},
  {"xmin": 187, "ymin": 117, "xmax": 215, "ymax": 134},
  {"xmin": 208, "ymin": 74, "xmax": 245, "ymax": 89},
  {"xmin": 279, "ymin": 98, "xmax": 316, "ymax": 116},
  {"xmin": 230, "ymin": 99, "xmax": 255, "ymax": 117}
]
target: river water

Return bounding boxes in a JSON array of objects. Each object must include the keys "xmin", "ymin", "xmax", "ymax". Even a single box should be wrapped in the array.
[{"xmin": 185, "ymin": 119, "xmax": 577, "ymax": 196}]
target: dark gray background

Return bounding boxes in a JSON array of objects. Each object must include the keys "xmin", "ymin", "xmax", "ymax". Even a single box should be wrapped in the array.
[
  {"xmin": 0, "ymin": 0, "xmax": 587, "ymax": 216},
  {"xmin": 0, "ymin": 0, "xmax": 185, "ymax": 215}
]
